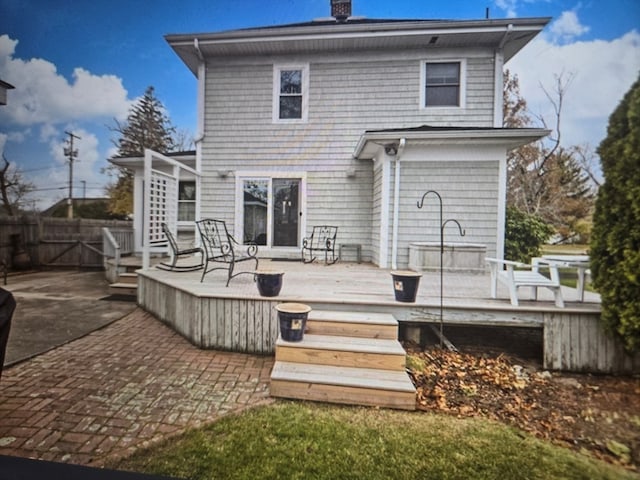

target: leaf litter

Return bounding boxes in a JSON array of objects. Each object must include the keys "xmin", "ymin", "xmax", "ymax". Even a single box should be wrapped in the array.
[{"xmin": 404, "ymin": 342, "xmax": 640, "ymax": 472}]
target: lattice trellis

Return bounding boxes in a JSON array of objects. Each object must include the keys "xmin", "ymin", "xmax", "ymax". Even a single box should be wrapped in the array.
[
  {"xmin": 148, "ymin": 169, "xmax": 177, "ymax": 244},
  {"xmin": 141, "ymin": 149, "xmax": 199, "ymax": 270}
]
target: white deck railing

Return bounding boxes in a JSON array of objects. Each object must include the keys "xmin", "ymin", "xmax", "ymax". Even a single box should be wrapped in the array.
[{"xmin": 102, "ymin": 227, "xmax": 134, "ymax": 270}]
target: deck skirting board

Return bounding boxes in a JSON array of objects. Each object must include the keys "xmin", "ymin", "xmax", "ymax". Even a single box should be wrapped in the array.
[
  {"xmin": 137, "ymin": 271, "xmax": 639, "ymax": 374},
  {"xmin": 543, "ymin": 312, "xmax": 640, "ymax": 374}
]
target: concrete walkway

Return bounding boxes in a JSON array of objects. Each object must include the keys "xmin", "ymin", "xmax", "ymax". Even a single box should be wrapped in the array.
[
  {"xmin": 3, "ymin": 271, "xmax": 138, "ymax": 365},
  {"xmin": 0, "ymin": 307, "xmax": 274, "ymax": 466}
]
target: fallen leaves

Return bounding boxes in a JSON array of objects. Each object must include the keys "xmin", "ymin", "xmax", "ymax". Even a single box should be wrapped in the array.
[{"xmin": 404, "ymin": 342, "xmax": 640, "ymax": 472}]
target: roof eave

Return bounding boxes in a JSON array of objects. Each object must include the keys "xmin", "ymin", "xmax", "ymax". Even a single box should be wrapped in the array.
[
  {"xmin": 353, "ymin": 128, "xmax": 550, "ymax": 159},
  {"xmin": 166, "ymin": 17, "xmax": 550, "ymax": 76}
]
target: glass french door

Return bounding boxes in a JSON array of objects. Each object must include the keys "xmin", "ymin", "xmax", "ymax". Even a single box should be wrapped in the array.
[{"xmin": 242, "ymin": 178, "xmax": 301, "ymax": 247}]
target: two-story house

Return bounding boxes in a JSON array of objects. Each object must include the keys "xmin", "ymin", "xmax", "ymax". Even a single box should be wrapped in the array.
[{"xmin": 112, "ymin": 2, "xmax": 549, "ymax": 270}]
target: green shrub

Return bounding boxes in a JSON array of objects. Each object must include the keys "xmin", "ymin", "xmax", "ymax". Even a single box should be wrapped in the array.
[
  {"xmin": 505, "ymin": 206, "xmax": 554, "ymax": 263},
  {"xmin": 590, "ymin": 75, "xmax": 640, "ymax": 353}
]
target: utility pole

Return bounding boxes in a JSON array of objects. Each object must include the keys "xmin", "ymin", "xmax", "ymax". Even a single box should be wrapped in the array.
[
  {"xmin": 81, "ymin": 180, "xmax": 86, "ymax": 199},
  {"xmin": 63, "ymin": 131, "xmax": 80, "ymax": 218}
]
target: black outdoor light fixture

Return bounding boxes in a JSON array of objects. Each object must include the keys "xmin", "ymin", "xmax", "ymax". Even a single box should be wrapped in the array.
[
  {"xmin": 331, "ymin": 0, "xmax": 351, "ymax": 22},
  {"xmin": 384, "ymin": 143, "xmax": 399, "ymax": 156}
]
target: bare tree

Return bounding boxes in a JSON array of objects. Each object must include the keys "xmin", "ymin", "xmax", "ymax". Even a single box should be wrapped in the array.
[
  {"xmin": 504, "ymin": 70, "xmax": 595, "ymax": 242},
  {"xmin": 0, "ymin": 154, "xmax": 35, "ymax": 216}
]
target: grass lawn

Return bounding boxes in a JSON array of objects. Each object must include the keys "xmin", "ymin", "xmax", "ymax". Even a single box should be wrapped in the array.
[
  {"xmin": 542, "ymin": 244, "xmax": 590, "ymax": 255},
  {"xmin": 541, "ymin": 244, "xmax": 595, "ymax": 291},
  {"xmin": 109, "ymin": 402, "xmax": 635, "ymax": 480}
]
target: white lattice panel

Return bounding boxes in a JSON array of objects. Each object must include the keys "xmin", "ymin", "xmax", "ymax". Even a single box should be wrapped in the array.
[{"xmin": 148, "ymin": 169, "xmax": 177, "ymax": 243}]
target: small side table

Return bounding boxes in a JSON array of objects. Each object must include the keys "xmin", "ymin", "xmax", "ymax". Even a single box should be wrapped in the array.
[{"xmin": 339, "ymin": 244, "xmax": 362, "ymax": 263}]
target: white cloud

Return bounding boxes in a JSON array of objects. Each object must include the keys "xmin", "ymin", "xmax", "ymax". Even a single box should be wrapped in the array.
[
  {"xmin": 507, "ymin": 29, "xmax": 640, "ymax": 150},
  {"xmin": 24, "ymin": 128, "xmax": 105, "ymax": 209},
  {"xmin": 0, "ymin": 34, "xmax": 132, "ymax": 210},
  {"xmin": 548, "ymin": 11, "xmax": 590, "ymax": 43},
  {"xmin": 39, "ymin": 124, "xmax": 57, "ymax": 142},
  {"xmin": 0, "ymin": 129, "xmax": 28, "ymax": 156},
  {"xmin": 495, "ymin": 0, "xmax": 518, "ymax": 18},
  {"xmin": 0, "ymin": 34, "xmax": 131, "ymax": 126}
]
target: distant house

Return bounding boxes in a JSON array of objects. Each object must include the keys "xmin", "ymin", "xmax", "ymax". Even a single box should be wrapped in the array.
[
  {"xmin": 42, "ymin": 197, "xmax": 119, "ymax": 220},
  {"xmin": 0, "ymin": 79, "xmax": 15, "ymax": 106},
  {"xmin": 111, "ymin": 2, "xmax": 549, "ymax": 269}
]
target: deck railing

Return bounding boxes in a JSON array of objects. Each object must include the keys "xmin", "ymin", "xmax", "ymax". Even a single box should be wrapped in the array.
[{"xmin": 102, "ymin": 227, "xmax": 134, "ymax": 270}]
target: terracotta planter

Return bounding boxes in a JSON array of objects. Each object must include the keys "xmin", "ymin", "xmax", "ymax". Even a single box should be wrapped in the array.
[
  {"xmin": 276, "ymin": 303, "xmax": 311, "ymax": 342},
  {"xmin": 391, "ymin": 270, "xmax": 422, "ymax": 303}
]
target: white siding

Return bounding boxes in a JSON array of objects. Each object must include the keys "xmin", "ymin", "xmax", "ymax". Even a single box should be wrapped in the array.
[
  {"xmin": 200, "ymin": 48, "xmax": 498, "ymax": 254},
  {"xmin": 393, "ymin": 160, "xmax": 499, "ymax": 268}
]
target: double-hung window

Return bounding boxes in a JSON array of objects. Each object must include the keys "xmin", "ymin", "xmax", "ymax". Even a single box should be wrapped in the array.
[
  {"xmin": 421, "ymin": 60, "xmax": 465, "ymax": 108},
  {"xmin": 273, "ymin": 64, "xmax": 309, "ymax": 122},
  {"xmin": 177, "ymin": 181, "xmax": 196, "ymax": 222}
]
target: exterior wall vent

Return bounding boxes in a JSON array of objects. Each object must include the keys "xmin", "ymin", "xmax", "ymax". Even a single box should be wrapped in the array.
[{"xmin": 331, "ymin": 0, "xmax": 352, "ymax": 22}]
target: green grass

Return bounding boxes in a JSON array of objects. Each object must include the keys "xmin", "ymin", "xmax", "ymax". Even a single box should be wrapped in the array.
[
  {"xmin": 109, "ymin": 402, "xmax": 635, "ymax": 480},
  {"xmin": 540, "ymin": 244, "xmax": 596, "ymax": 291},
  {"xmin": 542, "ymin": 244, "xmax": 589, "ymax": 255}
]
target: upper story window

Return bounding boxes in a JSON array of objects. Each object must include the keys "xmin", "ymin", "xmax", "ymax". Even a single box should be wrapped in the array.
[
  {"xmin": 273, "ymin": 64, "xmax": 309, "ymax": 123},
  {"xmin": 178, "ymin": 181, "xmax": 196, "ymax": 222},
  {"xmin": 421, "ymin": 60, "xmax": 466, "ymax": 108}
]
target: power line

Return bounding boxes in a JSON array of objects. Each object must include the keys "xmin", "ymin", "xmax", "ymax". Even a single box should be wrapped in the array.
[{"xmin": 20, "ymin": 165, "xmax": 67, "ymax": 174}]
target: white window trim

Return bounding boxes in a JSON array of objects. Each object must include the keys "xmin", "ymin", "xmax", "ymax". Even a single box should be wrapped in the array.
[
  {"xmin": 419, "ymin": 59, "xmax": 466, "ymax": 110},
  {"xmin": 234, "ymin": 171, "xmax": 308, "ymax": 249},
  {"xmin": 272, "ymin": 63, "xmax": 310, "ymax": 123},
  {"xmin": 177, "ymin": 180, "xmax": 196, "ymax": 228}
]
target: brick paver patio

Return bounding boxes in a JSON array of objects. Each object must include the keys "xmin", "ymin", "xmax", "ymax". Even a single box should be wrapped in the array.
[{"xmin": 0, "ymin": 308, "xmax": 275, "ymax": 466}]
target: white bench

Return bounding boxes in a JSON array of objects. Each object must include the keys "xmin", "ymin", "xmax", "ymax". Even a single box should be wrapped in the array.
[{"xmin": 486, "ymin": 257, "xmax": 564, "ymax": 308}]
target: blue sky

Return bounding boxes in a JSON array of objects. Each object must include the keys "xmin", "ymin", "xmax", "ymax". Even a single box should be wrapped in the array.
[{"xmin": 0, "ymin": 0, "xmax": 639, "ymax": 209}]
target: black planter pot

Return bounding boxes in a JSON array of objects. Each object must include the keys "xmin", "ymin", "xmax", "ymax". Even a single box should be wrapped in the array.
[
  {"xmin": 255, "ymin": 271, "xmax": 284, "ymax": 297},
  {"xmin": 391, "ymin": 270, "xmax": 422, "ymax": 303},
  {"xmin": 276, "ymin": 303, "xmax": 311, "ymax": 342}
]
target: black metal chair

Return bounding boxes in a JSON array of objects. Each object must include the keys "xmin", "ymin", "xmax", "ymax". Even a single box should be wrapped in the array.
[
  {"xmin": 301, "ymin": 226, "xmax": 338, "ymax": 265},
  {"xmin": 156, "ymin": 223, "xmax": 204, "ymax": 272},
  {"xmin": 196, "ymin": 219, "xmax": 259, "ymax": 286},
  {"xmin": 0, "ymin": 287, "xmax": 16, "ymax": 381}
]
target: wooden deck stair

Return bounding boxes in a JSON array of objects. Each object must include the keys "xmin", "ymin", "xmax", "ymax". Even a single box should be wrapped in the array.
[
  {"xmin": 270, "ymin": 310, "xmax": 416, "ymax": 410},
  {"xmin": 109, "ymin": 270, "xmax": 138, "ymax": 297}
]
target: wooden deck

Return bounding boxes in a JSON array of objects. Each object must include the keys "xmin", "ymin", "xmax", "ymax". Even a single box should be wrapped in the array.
[{"xmin": 135, "ymin": 259, "xmax": 639, "ymax": 374}]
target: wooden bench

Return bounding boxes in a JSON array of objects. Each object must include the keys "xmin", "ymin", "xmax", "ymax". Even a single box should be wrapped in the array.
[
  {"xmin": 486, "ymin": 257, "xmax": 564, "ymax": 308},
  {"xmin": 301, "ymin": 226, "xmax": 338, "ymax": 265},
  {"xmin": 197, "ymin": 219, "xmax": 259, "ymax": 286},
  {"xmin": 155, "ymin": 223, "xmax": 203, "ymax": 272}
]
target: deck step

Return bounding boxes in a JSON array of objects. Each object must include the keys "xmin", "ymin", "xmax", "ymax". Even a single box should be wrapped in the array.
[
  {"xmin": 275, "ymin": 334, "xmax": 407, "ymax": 371},
  {"xmin": 306, "ymin": 310, "xmax": 397, "ymax": 339},
  {"xmin": 109, "ymin": 282, "xmax": 137, "ymax": 297},
  {"xmin": 118, "ymin": 272, "xmax": 138, "ymax": 285},
  {"xmin": 270, "ymin": 361, "xmax": 416, "ymax": 410}
]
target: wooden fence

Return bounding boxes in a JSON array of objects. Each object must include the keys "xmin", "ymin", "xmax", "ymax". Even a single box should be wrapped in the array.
[{"xmin": 0, "ymin": 216, "xmax": 133, "ymax": 269}]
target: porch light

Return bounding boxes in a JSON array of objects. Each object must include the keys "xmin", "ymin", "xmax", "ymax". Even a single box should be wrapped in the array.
[
  {"xmin": 217, "ymin": 170, "xmax": 233, "ymax": 178},
  {"xmin": 384, "ymin": 143, "xmax": 399, "ymax": 156}
]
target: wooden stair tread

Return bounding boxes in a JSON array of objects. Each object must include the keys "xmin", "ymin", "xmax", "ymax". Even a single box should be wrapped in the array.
[
  {"xmin": 308, "ymin": 310, "xmax": 397, "ymax": 326},
  {"xmin": 110, "ymin": 282, "xmax": 138, "ymax": 288},
  {"xmin": 277, "ymin": 334, "xmax": 406, "ymax": 355},
  {"xmin": 271, "ymin": 361, "xmax": 415, "ymax": 393},
  {"xmin": 119, "ymin": 273, "xmax": 138, "ymax": 284}
]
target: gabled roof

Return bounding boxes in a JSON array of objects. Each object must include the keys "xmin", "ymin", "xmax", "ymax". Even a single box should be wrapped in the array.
[{"xmin": 166, "ymin": 16, "xmax": 550, "ymax": 76}]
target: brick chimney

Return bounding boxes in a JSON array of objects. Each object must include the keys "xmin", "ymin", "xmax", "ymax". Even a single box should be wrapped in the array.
[{"xmin": 331, "ymin": 0, "xmax": 351, "ymax": 22}]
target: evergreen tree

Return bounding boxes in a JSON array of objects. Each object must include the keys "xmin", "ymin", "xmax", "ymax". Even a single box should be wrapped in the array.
[
  {"xmin": 590, "ymin": 75, "xmax": 640, "ymax": 353},
  {"xmin": 106, "ymin": 86, "xmax": 176, "ymax": 216}
]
